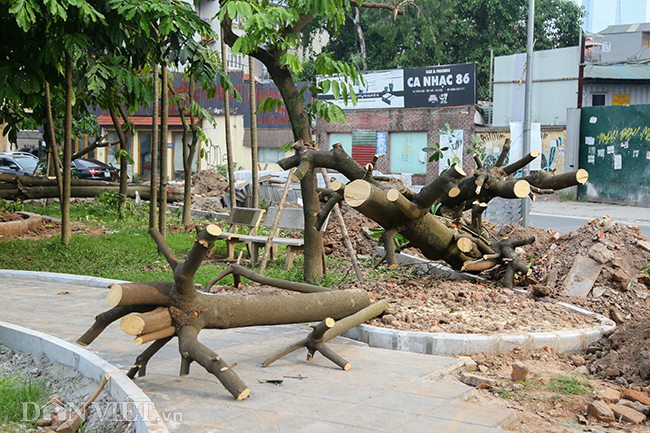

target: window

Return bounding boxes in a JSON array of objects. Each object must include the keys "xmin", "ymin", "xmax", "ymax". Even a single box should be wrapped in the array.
[
  {"xmin": 172, "ymin": 133, "xmax": 200, "ymax": 180},
  {"xmin": 592, "ymin": 94, "xmax": 606, "ymax": 106},
  {"xmin": 258, "ymin": 147, "xmax": 284, "ymax": 163},
  {"xmin": 105, "ymin": 132, "xmax": 132, "ymax": 166}
]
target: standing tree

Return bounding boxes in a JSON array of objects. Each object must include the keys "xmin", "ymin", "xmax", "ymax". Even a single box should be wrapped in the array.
[{"xmin": 219, "ymin": 0, "xmax": 403, "ymax": 282}]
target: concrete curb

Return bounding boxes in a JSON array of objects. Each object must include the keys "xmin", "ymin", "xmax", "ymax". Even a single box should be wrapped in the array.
[
  {"xmin": 0, "ymin": 321, "xmax": 169, "ymax": 433},
  {"xmin": 342, "ymin": 292, "xmax": 615, "ymax": 356},
  {"xmin": 0, "ymin": 269, "xmax": 129, "ymax": 288},
  {"xmin": 2, "ymin": 269, "xmax": 615, "ymax": 357}
]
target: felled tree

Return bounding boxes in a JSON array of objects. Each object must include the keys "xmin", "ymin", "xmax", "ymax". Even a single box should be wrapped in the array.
[
  {"xmin": 77, "ymin": 224, "xmax": 384, "ymax": 400},
  {"xmin": 278, "ymin": 141, "xmax": 588, "ymax": 288}
]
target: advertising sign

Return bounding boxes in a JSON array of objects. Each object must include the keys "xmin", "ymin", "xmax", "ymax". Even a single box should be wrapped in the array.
[{"xmin": 318, "ymin": 63, "xmax": 477, "ymax": 109}]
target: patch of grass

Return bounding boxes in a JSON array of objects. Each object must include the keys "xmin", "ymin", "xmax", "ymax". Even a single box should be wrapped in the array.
[
  {"xmin": 558, "ymin": 191, "xmax": 574, "ymax": 202},
  {"xmin": 0, "ymin": 372, "xmax": 51, "ymax": 426},
  {"xmin": 1, "ymin": 201, "xmax": 372, "ymax": 289},
  {"xmin": 547, "ymin": 375, "xmax": 591, "ymax": 396}
]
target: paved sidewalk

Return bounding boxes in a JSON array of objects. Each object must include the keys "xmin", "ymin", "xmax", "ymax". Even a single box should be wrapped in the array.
[{"xmin": 0, "ymin": 274, "xmax": 518, "ymax": 433}]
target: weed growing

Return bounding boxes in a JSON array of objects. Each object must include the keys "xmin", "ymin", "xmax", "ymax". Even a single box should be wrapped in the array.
[{"xmin": 0, "ymin": 372, "xmax": 51, "ymax": 426}]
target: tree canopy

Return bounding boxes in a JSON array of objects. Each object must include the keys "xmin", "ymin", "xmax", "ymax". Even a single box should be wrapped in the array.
[{"xmin": 310, "ymin": 0, "xmax": 585, "ymax": 99}]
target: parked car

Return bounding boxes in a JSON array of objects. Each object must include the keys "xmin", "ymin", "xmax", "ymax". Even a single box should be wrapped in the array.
[
  {"xmin": 71, "ymin": 158, "xmax": 119, "ymax": 181},
  {"xmin": 6, "ymin": 151, "xmax": 38, "ymax": 159},
  {"xmin": 0, "ymin": 153, "xmax": 40, "ymax": 176}
]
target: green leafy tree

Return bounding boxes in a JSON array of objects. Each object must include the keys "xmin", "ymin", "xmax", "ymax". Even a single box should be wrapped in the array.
[
  {"xmin": 315, "ymin": 0, "xmax": 584, "ymax": 100},
  {"xmin": 219, "ymin": 0, "xmax": 403, "ymax": 282}
]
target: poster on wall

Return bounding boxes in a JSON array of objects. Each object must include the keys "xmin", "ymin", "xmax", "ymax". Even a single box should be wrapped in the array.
[
  {"xmin": 439, "ymin": 130, "xmax": 464, "ymax": 174},
  {"xmin": 317, "ymin": 63, "xmax": 477, "ymax": 109},
  {"xmin": 509, "ymin": 122, "xmax": 542, "ymax": 171}
]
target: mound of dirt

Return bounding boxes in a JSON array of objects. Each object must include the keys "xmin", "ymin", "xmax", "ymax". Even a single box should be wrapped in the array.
[{"xmin": 191, "ymin": 169, "xmax": 229, "ymax": 197}]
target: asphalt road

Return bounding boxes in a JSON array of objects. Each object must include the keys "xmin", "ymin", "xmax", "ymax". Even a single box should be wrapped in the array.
[{"xmin": 529, "ymin": 212, "xmax": 650, "ymax": 238}]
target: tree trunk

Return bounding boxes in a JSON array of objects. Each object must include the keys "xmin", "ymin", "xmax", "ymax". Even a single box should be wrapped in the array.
[
  {"xmin": 62, "ymin": 54, "xmax": 72, "ymax": 245},
  {"xmin": 44, "ymin": 81, "xmax": 63, "ymax": 203},
  {"xmin": 249, "ymin": 55, "xmax": 259, "ymax": 209},
  {"xmin": 109, "ymin": 105, "xmax": 131, "ymax": 218},
  {"xmin": 150, "ymin": 64, "xmax": 159, "ymax": 230},
  {"xmin": 221, "ymin": 30, "xmax": 236, "ymax": 209},
  {"xmin": 351, "ymin": 7, "xmax": 368, "ymax": 71},
  {"xmin": 0, "ymin": 182, "xmax": 181, "ymax": 202},
  {"xmin": 117, "ymin": 104, "xmax": 132, "ymax": 212},
  {"xmin": 159, "ymin": 65, "xmax": 169, "ymax": 239}
]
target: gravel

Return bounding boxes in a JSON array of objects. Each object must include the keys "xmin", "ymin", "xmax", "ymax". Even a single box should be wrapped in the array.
[{"xmin": 0, "ymin": 344, "xmax": 134, "ymax": 433}]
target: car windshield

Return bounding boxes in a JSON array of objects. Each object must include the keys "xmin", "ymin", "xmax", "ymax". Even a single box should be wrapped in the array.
[{"xmin": 14, "ymin": 156, "xmax": 38, "ymax": 172}]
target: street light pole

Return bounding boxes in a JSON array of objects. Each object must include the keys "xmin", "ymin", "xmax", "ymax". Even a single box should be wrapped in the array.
[{"xmin": 522, "ymin": 0, "xmax": 535, "ymax": 227}]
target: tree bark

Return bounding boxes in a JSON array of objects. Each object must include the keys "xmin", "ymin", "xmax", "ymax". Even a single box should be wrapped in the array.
[
  {"xmin": 221, "ymin": 29, "xmax": 236, "ymax": 209},
  {"xmin": 0, "ymin": 183, "xmax": 181, "ymax": 202},
  {"xmin": 62, "ymin": 54, "xmax": 73, "ymax": 245},
  {"xmin": 150, "ymin": 64, "xmax": 159, "ymax": 230},
  {"xmin": 159, "ymin": 65, "xmax": 169, "ymax": 239},
  {"xmin": 249, "ymin": 55, "xmax": 259, "ymax": 208}
]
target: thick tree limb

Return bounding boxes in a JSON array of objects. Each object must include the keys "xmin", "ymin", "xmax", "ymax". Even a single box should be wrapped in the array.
[
  {"xmin": 77, "ymin": 305, "xmax": 155, "ymax": 346},
  {"xmin": 205, "ymin": 264, "xmax": 332, "ymax": 293},
  {"xmin": 106, "ymin": 281, "xmax": 174, "ymax": 307},
  {"xmin": 262, "ymin": 300, "xmax": 388, "ymax": 369},
  {"xmin": 127, "ymin": 336, "xmax": 174, "ymax": 379},
  {"xmin": 178, "ymin": 326, "xmax": 250, "ymax": 400},
  {"xmin": 521, "ymin": 169, "xmax": 589, "ymax": 190}
]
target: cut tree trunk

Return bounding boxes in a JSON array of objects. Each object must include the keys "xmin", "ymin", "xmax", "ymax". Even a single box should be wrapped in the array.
[
  {"xmin": 79, "ymin": 224, "xmax": 381, "ymax": 400},
  {"xmin": 0, "ymin": 183, "xmax": 181, "ymax": 202},
  {"xmin": 277, "ymin": 142, "xmax": 589, "ymax": 288}
]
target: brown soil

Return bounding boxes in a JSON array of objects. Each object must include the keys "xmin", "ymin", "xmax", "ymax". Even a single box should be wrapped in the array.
[{"xmin": 0, "ymin": 211, "xmax": 28, "ymax": 222}]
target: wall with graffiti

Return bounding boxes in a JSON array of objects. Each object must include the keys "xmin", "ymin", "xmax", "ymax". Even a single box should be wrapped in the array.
[{"xmin": 475, "ymin": 127, "xmax": 567, "ymax": 175}]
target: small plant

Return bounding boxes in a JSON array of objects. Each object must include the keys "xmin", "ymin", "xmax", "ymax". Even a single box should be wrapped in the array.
[
  {"xmin": 0, "ymin": 199, "xmax": 24, "ymax": 213},
  {"xmin": 547, "ymin": 375, "xmax": 591, "ymax": 396},
  {"xmin": 94, "ymin": 189, "xmax": 123, "ymax": 211},
  {"xmin": 368, "ymin": 227, "xmax": 408, "ymax": 251},
  {"xmin": 0, "ymin": 372, "xmax": 51, "ymax": 425},
  {"xmin": 422, "ymin": 123, "xmax": 454, "ymax": 163},
  {"xmin": 640, "ymin": 263, "xmax": 649, "ymax": 277},
  {"xmin": 559, "ymin": 191, "xmax": 574, "ymax": 202}
]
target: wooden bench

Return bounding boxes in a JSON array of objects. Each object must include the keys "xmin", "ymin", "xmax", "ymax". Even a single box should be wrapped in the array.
[
  {"xmin": 237, "ymin": 207, "xmax": 327, "ymax": 270},
  {"xmin": 217, "ymin": 207, "xmax": 266, "ymax": 260}
]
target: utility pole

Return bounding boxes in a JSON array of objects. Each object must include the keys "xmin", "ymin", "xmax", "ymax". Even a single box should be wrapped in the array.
[{"xmin": 522, "ymin": 0, "xmax": 535, "ymax": 227}]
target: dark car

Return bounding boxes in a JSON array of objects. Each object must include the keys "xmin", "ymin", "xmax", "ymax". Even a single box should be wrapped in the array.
[
  {"xmin": 0, "ymin": 153, "xmax": 39, "ymax": 176},
  {"xmin": 71, "ymin": 158, "xmax": 119, "ymax": 181}
]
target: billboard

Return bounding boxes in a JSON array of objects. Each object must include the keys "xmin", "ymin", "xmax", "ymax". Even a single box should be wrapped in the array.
[{"xmin": 318, "ymin": 63, "xmax": 477, "ymax": 109}]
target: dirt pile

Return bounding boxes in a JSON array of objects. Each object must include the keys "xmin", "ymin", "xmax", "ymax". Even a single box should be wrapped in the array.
[
  {"xmin": 322, "ymin": 207, "xmax": 381, "ymax": 257},
  {"xmin": 191, "ymin": 169, "xmax": 229, "ymax": 197}
]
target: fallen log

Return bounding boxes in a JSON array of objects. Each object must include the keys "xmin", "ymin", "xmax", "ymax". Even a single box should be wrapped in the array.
[{"xmin": 79, "ymin": 224, "xmax": 374, "ymax": 400}]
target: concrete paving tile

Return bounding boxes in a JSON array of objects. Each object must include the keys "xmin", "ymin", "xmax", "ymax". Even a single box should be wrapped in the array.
[
  {"xmin": 323, "ymin": 404, "xmax": 418, "ymax": 431},
  {"xmin": 215, "ymin": 408, "xmax": 315, "ymax": 433},
  {"xmin": 262, "ymin": 394, "xmax": 347, "ymax": 419},
  {"xmin": 146, "ymin": 377, "xmax": 224, "ymax": 400},
  {"xmin": 156, "ymin": 421, "xmax": 210, "ymax": 433},
  {"xmin": 218, "ymin": 384, "xmax": 294, "ymax": 410},
  {"xmin": 395, "ymin": 380, "xmax": 476, "ymax": 401},
  {"xmin": 391, "ymin": 417, "xmax": 494, "ymax": 433},
  {"xmin": 292, "ymin": 420, "xmax": 375, "ymax": 432},
  {"xmin": 330, "ymin": 370, "xmax": 414, "ymax": 390},
  {"xmin": 169, "ymin": 396, "xmax": 250, "ymax": 425},
  {"xmin": 301, "ymin": 382, "xmax": 381, "ymax": 404},
  {"xmin": 360, "ymin": 389, "xmax": 448, "ymax": 415},
  {"xmin": 426, "ymin": 400, "xmax": 515, "ymax": 428}
]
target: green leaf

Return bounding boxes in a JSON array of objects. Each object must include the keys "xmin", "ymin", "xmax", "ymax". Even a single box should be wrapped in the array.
[{"xmin": 331, "ymin": 80, "xmax": 340, "ymax": 100}]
